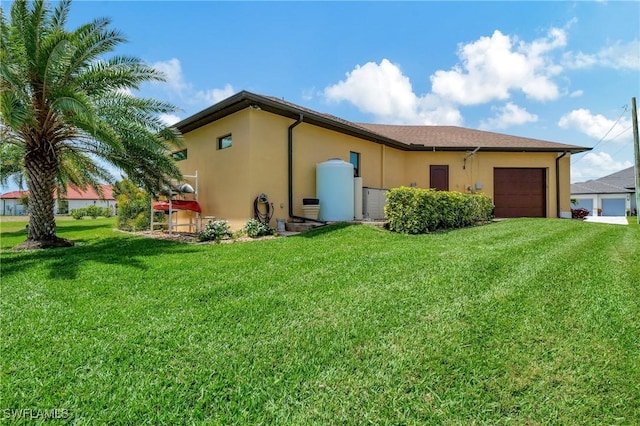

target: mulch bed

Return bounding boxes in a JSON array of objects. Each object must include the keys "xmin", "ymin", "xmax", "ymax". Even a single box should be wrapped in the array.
[{"xmin": 128, "ymin": 230, "xmax": 280, "ymax": 244}]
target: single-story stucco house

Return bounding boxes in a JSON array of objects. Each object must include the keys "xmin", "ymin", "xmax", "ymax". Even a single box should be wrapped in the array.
[
  {"xmin": 168, "ymin": 91, "xmax": 589, "ymax": 230},
  {"xmin": 0, "ymin": 184, "xmax": 115, "ymax": 216},
  {"xmin": 571, "ymin": 166, "xmax": 637, "ymax": 216}
]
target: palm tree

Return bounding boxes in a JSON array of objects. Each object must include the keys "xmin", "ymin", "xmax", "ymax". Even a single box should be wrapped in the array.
[{"xmin": 0, "ymin": 0, "xmax": 183, "ymax": 249}]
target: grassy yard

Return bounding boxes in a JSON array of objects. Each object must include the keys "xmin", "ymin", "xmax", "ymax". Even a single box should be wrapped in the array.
[{"xmin": 1, "ymin": 218, "xmax": 639, "ymax": 424}]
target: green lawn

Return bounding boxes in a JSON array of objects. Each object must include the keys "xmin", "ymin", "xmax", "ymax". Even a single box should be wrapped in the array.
[{"xmin": 1, "ymin": 218, "xmax": 639, "ymax": 424}]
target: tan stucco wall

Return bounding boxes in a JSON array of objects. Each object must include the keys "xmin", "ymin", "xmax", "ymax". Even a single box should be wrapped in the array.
[
  {"xmin": 171, "ymin": 109, "xmax": 253, "ymax": 229},
  {"xmin": 558, "ymin": 155, "xmax": 572, "ymax": 216},
  {"xmin": 244, "ymin": 110, "xmax": 412, "ymax": 221},
  {"xmin": 407, "ymin": 151, "xmax": 573, "ymax": 218},
  {"xmin": 247, "ymin": 110, "xmax": 290, "ymax": 226},
  {"xmin": 176, "ymin": 109, "xmax": 572, "ymax": 228}
]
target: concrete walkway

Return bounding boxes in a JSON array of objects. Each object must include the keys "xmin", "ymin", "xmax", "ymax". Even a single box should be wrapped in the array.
[{"xmin": 583, "ymin": 216, "xmax": 628, "ymax": 225}]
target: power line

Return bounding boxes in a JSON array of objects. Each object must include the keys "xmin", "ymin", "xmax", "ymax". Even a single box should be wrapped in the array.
[{"xmin": 571, "ymin": 104, "xmax": 629, "ymax": 166}]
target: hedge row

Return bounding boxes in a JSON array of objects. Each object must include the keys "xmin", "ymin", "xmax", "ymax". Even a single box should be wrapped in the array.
[
  {"xmin": 385, "ymin": 187, "xmax": 494, "ymax": 234},
  {"xmin": 71, "ymin": 205, "xmax": 113, "ymax": 219}
]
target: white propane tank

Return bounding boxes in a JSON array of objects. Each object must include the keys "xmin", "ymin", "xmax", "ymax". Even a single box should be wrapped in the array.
[{"xmin": 316, "ymin": 158, "xmax": 354, "ymax": 221}]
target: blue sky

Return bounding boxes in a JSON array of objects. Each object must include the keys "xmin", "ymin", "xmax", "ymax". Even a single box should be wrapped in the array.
[{"xmin": 3, "ymin": 1, "xmax": 640, "ymax": 192}]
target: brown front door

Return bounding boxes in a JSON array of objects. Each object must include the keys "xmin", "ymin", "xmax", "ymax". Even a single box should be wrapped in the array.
[
  {"xmin": 494, "ymin": 168, "xmax": 546, "ymax": 217},
  {"xmin": 430, "ymin": 165, "xmax": 449, "ymax": 191}
]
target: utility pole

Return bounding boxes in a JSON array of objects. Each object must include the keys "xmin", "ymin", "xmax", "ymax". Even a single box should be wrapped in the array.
[{"xmin": 633, "ymin": 97, "xmax": 639, "ymax": 224}]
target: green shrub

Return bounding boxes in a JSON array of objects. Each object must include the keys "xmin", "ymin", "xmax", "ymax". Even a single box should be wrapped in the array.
[
  {"xmin": 198, "ymin": 220, "xmax": 233, "ymax": 243},
  {"xmin": 71, "ymin": 206, "xmax": 114, "ymax": 220},
  {"xmin": 71, "ymin": 208, "xmax": 86, "ymax": 220},
  {"xmin": 385, "ymin": 187, "xmax": 435, "ymax": 234},
  {"xmin": 385, "ymin": 186, "xmax": 493, "ymax": 234},
  {"xmin": 244, "ymin": 218, "xmax": 274, "ymax": 238},
  {"xmin": 85, "ymin": 205, "xmax": 102, "ymax": 219},
  {"xmin": 114, "ymin": 180, "xmax": 152, "ymax": 231}
]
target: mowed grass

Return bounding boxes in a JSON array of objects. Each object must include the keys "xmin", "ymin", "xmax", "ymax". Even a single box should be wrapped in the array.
[{"xmin": 1, "ymin": 218, "xmax": 639, "ymax": 424}]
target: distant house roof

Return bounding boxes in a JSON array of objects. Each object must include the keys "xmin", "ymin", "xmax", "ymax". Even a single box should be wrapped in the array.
[
  {"xmin": 571, "ymin": 167, "xmax": 636, "ymax": 194},
  {"xmin": 0, "ymin": 190, "xmax": 28, "ymax": 199},
  {"xmin": 0, "ymin": 185, "xmax": 114, "ymax": 200},
  {"xmin": 62, "ymin": 184, "xmax": 114, "ymax": 200},
  {"xmin": 175, "ymin": 90, "xmax": 591, "ymax": 154}
]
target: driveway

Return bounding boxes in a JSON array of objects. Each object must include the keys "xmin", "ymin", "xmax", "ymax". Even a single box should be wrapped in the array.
[{"xmin": 584, "ymin": 216, "xmax": 628, "ymax": 225}]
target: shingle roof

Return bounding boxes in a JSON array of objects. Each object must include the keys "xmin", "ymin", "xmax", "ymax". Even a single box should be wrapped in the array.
[
  {"xmin": 571, "ymin": 166, "xmax": 636, "ymax": 194},
  {"xmin": 355, "ymin": 123, "xmax": 585, "ymax": 151},
  {"xmin": 63, "ymin": 185, "xmax": 114, "ymax": 200},
  {"xmin": 0, "ymin": 190, "xmax": 27, "ymax": 199},
  {"xmin": 0, "ymin": 185, "xmax": 114, "ymax": 200},
  {"xmin": 175, "ymin": 91, "xmax": 590, "ymax": 154}
]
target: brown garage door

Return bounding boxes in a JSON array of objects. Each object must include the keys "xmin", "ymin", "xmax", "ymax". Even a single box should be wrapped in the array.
[{"xmin": 494, "ymin": 168, "xmax": 546, "ymax": 218}]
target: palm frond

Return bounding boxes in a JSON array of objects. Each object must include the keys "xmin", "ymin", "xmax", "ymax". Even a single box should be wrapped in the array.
[
  {"xmin": 56, "ymin": 146, "xmax": 114, "ymax": 196},
  {"xmin": 77, "ymin": 56, "xmax": 165, "ymax": 94},
  {"xmin": 0, "ymin": 143, "xmax": 25, "ymax": 187},
  {"xmin": 61, "ymin": 17, "xmax": 126, "ymax": 85},
  {"xmin": 50, "ymin": 0, "xmax": 71, "ymax": 30},
  {"xmin": 0, "ymin": 88, "xmax": 34, "ymax": 131}
]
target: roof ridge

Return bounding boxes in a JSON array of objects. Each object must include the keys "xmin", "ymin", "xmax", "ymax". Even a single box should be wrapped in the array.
[{"xmin": 177, "ymin": 90, "xmax": 590, "ymax": 153}]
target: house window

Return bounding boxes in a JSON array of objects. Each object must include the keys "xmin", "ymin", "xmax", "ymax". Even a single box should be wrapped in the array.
[
  {"xmin": 350, "ymin": 151, "xmax": 360, "ymax": 177},
  {"xmin": 218, "ymin": 134, "xmax": 232, "ymax": 150},
  {"xmin": 171, "ymin": 149, "xmax": 187, "ymax": 161},
  {"xmin": 57, "ymin": 199, "xmax": 69, "ymax": 214}
]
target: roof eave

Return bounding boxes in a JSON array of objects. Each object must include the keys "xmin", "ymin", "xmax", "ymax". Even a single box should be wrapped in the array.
[
  {"xmin": 407, "ymin": 145, "xmax": 590, "ymax": 153},
  {"xmin": 175, "ymin": 91, "xmax": 592, "ymax": 154},
  {"xmin": 176, "ymin": 91, "xmax": 413, "ymax": 151}
]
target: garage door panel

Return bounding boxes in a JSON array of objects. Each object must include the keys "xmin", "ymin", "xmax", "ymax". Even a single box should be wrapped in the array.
[
  {"xmin": 601, "ymin": 198, "xmax": 625, "ymax": 216},
  {"xmin": 494, "ymin": 168, "xmax": 546, "ymax": 218}
]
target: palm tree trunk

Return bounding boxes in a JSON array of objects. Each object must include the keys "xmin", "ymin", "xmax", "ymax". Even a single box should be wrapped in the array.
[{"xmin": 15, "ymin": 143, "xmax": 73, "ymax": 249}]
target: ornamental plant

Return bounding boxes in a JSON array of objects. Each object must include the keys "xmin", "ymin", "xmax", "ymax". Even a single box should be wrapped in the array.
[
  {"xmin": 571, "ymin": 208, "xmax": 590, "ymax": 219},
  {"xmin": 198, "ymin": 220, "xmax": 233, "ymax": 243},
  {"xmin": 243, "ymin": 218, "xmax": 274, "ymax": 238}
]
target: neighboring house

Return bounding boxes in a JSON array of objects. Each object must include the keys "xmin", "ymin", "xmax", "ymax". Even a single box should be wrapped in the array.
[
  {"xmin": 171, "ymin": 91, "xmax": 589, "ymax": 229},
  {"xmin": 0, "ymin": 184, "xmax": 115, "ymax": 216},
  {"xmin": 571, "ymin": 167, "xmax": 636, "ymax": 216},
  {"xmin": 0, "ymin": 191, "xmax": 28, "ymax": 216}
]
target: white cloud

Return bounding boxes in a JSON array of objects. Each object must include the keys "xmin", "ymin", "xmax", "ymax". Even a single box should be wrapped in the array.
[
  {"xmin": 430, "ymin": 28, "xmax": 565, "ymax": 105},
  {"xmin": 479, "ymin": 102, "xmax": 538, "ymax": 130},
  {"xmin": 415, "ymin": 95, "xmax": 464, "ymax": 126},
  {"xmin": 563, "ymin": 40, "xmax": 640, "ymax": 70},
  {"xmin": 598, "ymin": 40, "xmax": 640, "ymax": 70},
  {"xmin": 558, "ymin": 108, "xmax": 631, "ymax": 143},
  {"xmin": 151, "ymin": 58, "xmax": 234, "ymax": 107},
  {"xmin": 159, "ymin": 113, "xmax": 181, "ymax": 126},
  {"xmin": 571, "ymin": 151, "xmax": 633, "ymax": 182},
  {"xmin": 301, "ymin": 87, "xmax": 316, "ymax": 101},
  {"xmin": 569, "ymin": 90, "xmax": 583, "ymax": 98},
  {"xmin": 322, "ymin": 27, "xmax": 572, "ymax": 124},
  {"xmin": 324, "ymin": 59, "xmax": 419, "ymax": 119},
  {"xmin": 152, "ymin": 58, "xmax": 189, "ymax": 93},
  {"xmin": 323, "ymin": 59, "xmax": 461, "ymax": 125},
  {"xmin": 195, "ymin": 84, "xmax": 236, "ymax": 105}
]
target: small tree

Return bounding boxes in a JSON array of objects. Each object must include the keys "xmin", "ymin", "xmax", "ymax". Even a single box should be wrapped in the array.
[{"xmin": 113, "ymin": 179, "xmax": 152, "ymax": 231}]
